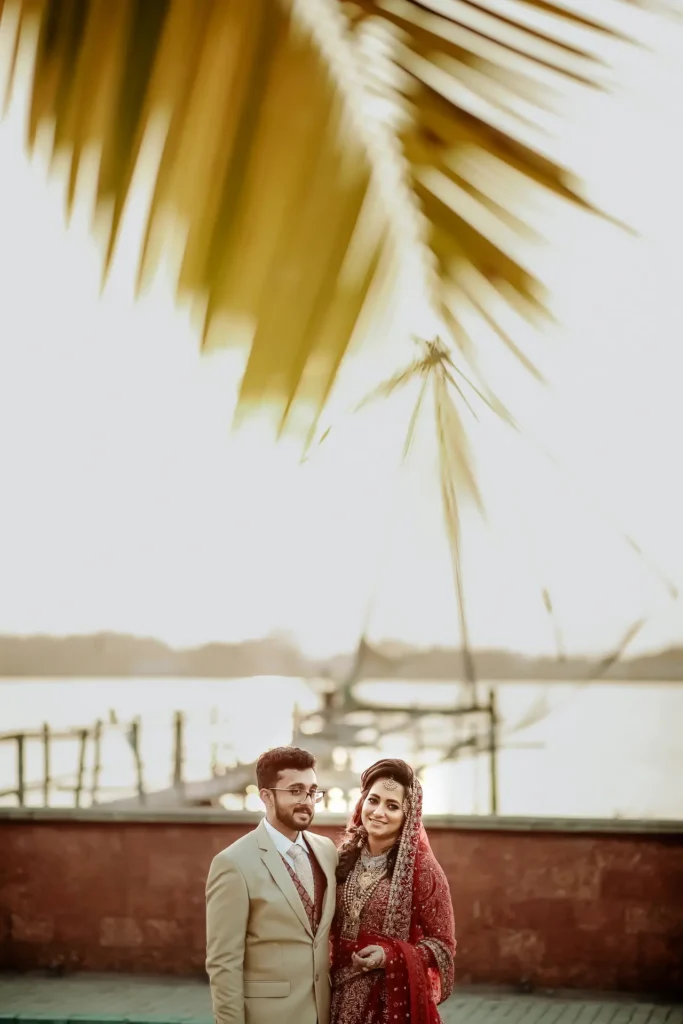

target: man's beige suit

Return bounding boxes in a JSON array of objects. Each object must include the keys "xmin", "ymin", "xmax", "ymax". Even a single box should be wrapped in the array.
[{"xmin": 206, "ymin": 819, "xmax": 337, "ymax": 1024}]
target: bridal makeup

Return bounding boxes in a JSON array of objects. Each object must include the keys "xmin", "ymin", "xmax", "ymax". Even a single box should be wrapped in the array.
[{"xmin": 361, "ymin": 777, "xmax": 406, "ymax": 848}]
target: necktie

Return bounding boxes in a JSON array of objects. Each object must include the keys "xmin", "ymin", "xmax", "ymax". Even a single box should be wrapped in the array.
[{"xmin": 289, "ymin": 843, "xmax": 315, "ymax": 901}]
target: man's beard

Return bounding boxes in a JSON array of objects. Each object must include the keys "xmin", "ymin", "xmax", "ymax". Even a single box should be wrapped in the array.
[{"xmin": 274, "ymin": 796, "xmax": 314, "ymax": 832}]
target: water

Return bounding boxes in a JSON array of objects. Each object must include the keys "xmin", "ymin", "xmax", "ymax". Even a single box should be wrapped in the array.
[{"xmin": 1, "ymin": 677, "xmax": 681, "ymax": 819}]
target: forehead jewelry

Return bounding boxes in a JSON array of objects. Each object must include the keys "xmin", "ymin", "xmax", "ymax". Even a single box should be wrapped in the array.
[{"xmin": 382, "ymin": 777, "xmax": 398, "ymax": 790}]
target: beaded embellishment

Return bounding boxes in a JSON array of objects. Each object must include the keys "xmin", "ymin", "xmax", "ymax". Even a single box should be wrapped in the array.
[{"xmin": 341, "ymin": 849, "xmax": 388, "ymax": 939}]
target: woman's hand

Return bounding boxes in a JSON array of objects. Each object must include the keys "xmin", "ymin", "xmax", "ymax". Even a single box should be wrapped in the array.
[{"xmin": 352, "ymin": 945, "xmax": 386, "ymax": 973}]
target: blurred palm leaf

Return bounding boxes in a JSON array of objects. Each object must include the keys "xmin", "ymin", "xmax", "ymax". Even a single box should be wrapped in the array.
[
  {"xmin": 1, "ymin": 0, "xmax": 670, "ymax": 442},
  {"xmin": 347, "ymin": 0, "xmax": 663, "ymax": 375},
  {"xmin": 357, "ymin": 336, "xmax": 483, "ymax": 690},
  {"xmin": 2, "ymin": 0, "xmax": 401, "ymax": 441}
]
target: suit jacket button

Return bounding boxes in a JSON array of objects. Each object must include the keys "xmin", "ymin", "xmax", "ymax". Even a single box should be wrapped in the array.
[{"xmin": 315, "ymin": 974, "xmax": 320, "ymax": 982}]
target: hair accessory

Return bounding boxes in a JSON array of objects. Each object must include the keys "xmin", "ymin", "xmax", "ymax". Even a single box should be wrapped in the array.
[{"xmin": 382, "ymin": 777, "xmax": 398, "ymax": 790}]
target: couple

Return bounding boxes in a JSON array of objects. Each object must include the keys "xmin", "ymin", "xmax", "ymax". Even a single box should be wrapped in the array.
[{"xmin": 206, "ymin": 746, "xmax": 456, "ymax": 1024}]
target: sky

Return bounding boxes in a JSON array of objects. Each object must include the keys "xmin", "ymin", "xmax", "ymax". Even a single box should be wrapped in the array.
[{"xmin": 0, "ymin": 2, "xmax": 682, "ymax": 662}]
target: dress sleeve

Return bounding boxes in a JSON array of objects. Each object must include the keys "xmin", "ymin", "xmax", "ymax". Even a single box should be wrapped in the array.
[
  {"xmin": 416, "ymin": 943, "xmax": 438, "ymax": 971},
  {"xmin": 413, "ymin": 853, "xmax": 457, "ymax": 1003}
]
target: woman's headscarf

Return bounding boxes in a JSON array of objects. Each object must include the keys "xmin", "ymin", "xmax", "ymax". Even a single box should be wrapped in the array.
[
  {"xmin": 345, "ymin": 759, "xmax": 434, "ymax": 942},
  {"xmin": 382, "ymin": 772, "xmax": 426, "ymax": 940},
  {"xmin": 344, "ymin": 760, "xmax": 455, "ymax": 1017}
]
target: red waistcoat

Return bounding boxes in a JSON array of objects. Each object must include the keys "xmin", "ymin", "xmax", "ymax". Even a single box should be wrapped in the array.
[{"xmin": 280, "ymin": 841, "xmax": 327, "ymax": 934}]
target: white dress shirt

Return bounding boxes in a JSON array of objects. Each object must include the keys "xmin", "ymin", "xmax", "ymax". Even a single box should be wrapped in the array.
[{"xmin": 263, "ymin": 817, "xmax": 308, "ymax": 871}]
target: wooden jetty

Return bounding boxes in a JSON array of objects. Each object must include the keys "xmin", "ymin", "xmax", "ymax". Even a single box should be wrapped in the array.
[
  {"xmin": 1, "ymin": 671, "xmax": 500, "ymax": 812},
  {"xmin": 0, "ymin": 723, "xmax": 98, "ymax": 807},
  {"xmin": 0, "ymin": 713, "xmax": 156, "ymax": 808}
]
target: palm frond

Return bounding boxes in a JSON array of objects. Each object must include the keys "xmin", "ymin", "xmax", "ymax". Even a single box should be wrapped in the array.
[
  {"xmin": 0, "ymin": 0, "xmax": 34, "ymax": 113},
  {"xmin": 348, "ymin": 0, "xmax": 666, "ymax": 369},
  {"xmin": 3, "ymin": 0, "xmax": 674, "ymax": 448},
  {"xmin": 581, "ymin": 617, "xmax": 646, "ymax": 683},
  {"xmin": 541, "ymin": 587, "xmax": 566, "ymax": 662},
  {"xmin": 353, "ymin": 358, "xmax": 427, "ymax": 410},
  {"xmin": 435, "ymin": 371, "xmax": 479, "ymax": 685},
  {"xmin": 505, "ymin": 614, "xmax": 647, "ymax": 737},
  {"xmin": 4, "ymin": 0, "xmax": 410, "ymax": 440},
  {"xmin": 402, "ymin": 372, "xmax": 429, "ymax": 457},
  {"xmin": 356, "ymin": 335, "xmax": 482, "ymax": 686}
]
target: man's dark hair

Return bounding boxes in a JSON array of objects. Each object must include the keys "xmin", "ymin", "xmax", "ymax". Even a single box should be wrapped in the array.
[{"xmin": 256, "ymin": 746, "xmax": 316, "ymax": 791}]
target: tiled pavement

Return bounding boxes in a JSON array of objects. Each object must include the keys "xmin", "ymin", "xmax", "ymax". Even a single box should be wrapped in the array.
[{"xmin": 0, "ymin": 973, "xmax": 680, "ymax": 1024}]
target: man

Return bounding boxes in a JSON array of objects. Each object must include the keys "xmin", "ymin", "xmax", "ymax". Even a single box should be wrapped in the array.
[{"xmin": 206, "ymin": 746, "xmax": 338, "ymax": 1024}]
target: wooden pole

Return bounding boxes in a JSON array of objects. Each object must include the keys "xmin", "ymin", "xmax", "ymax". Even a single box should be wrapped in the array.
[
  {"xmin": 488, "ymin": 687, "xmax": 498, "ymax": 815},
  {"xmin": 42, "ymin": 722, "xmax": 51, "ymax": 806},
  {"xmin": 468, "ymin": 721, "xmax": 480, "ymax": 816},
  {"xmin": 75, "ymin": 729, "xmax": 88, "ymax": 807},
  {"xmin": 210, "ymin": 707, "xmax": 218, "ymax": 775},
  {"xmin": 90, "ymin": 719, "xmax": 102, "ymax": 805},
  {"xmin": 16, "ymin": 733, "xmax": 25, "ymax": 807},
  {"xmin": 173, "ymin": 710, "xmax": 184, "ymax": 788},
  {"xmin": 131, "ymin": 718, "xmax": 145, "ymax": 804}
]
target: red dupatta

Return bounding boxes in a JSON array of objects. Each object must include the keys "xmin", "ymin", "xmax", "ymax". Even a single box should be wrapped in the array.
[{"xmin": 331, "ymin": 777, "xmax": 456, "ymax": 1024}]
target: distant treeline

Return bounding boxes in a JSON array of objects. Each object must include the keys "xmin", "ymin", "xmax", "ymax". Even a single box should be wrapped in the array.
[{"xmin": 1, "ymin": 633, "xmax": 682, "ymax": 681}]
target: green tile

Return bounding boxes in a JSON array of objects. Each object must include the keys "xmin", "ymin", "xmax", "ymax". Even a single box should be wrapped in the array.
[
  {"xmin": 16, "ymin": 1018, "xmax": 69, "ymax": 1024},
  {"xmin": 124, "ymin": 1018, "xmax": 185, "ymax": 1024},
  {"xmin": 68, "ymin": 1017, "xmax": 126, "ymax": 1024},
  {"xmin": 1, "ymin": 973, "xmax": 679, "ymax": 1024}
]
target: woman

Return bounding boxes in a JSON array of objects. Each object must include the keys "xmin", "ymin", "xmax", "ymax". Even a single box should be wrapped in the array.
[{"xmin": 330, "ymin": 758, "xmax": 456, "ymax": 1024}]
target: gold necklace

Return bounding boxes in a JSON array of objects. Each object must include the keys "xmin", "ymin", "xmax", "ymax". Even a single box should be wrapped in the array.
[{"xmin": 342, "ymin": 850, "xmax": 387, "ymax": 931}]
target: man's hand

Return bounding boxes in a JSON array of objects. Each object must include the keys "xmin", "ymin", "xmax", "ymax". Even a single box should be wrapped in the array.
[{"xmin": 352, "ymin": 945, "xmax": 385, "ymax": 972}]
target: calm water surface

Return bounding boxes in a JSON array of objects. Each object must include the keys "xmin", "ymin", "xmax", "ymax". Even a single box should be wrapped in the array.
[{"xmin": 1, "ymin": 676, "xmax": 681, "ymax": 819}]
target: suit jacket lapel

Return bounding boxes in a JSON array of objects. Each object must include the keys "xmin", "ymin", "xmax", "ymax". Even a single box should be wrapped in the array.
[
  {"xmin": 256, "ymin": 820, "xmax": 314, "ymax": 938},
  {"xmin": 305, "ymin": 830, "xmax": 336, "ymax": 932}
]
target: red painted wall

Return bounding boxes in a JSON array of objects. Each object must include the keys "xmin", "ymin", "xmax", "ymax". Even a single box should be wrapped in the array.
[{"xmin": 0, "ymin": 818, "xmax": 681, "ymax": 995}]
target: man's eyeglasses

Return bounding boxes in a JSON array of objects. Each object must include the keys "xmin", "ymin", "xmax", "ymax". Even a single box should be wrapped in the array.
[{"xmin": 269, "ymin": 787, "xmax": 326, "ymax": 804}]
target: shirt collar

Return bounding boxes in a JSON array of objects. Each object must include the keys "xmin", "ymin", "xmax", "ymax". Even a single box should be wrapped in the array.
[{"xmin": 263, "ymin": 817, "xmax": 307, "ymax": 857}]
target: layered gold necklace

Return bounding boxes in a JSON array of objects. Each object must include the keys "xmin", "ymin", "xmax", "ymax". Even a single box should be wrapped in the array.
[{"xmin": 341, "ymin": 849, "xmax": 388, "ymax": 938}]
